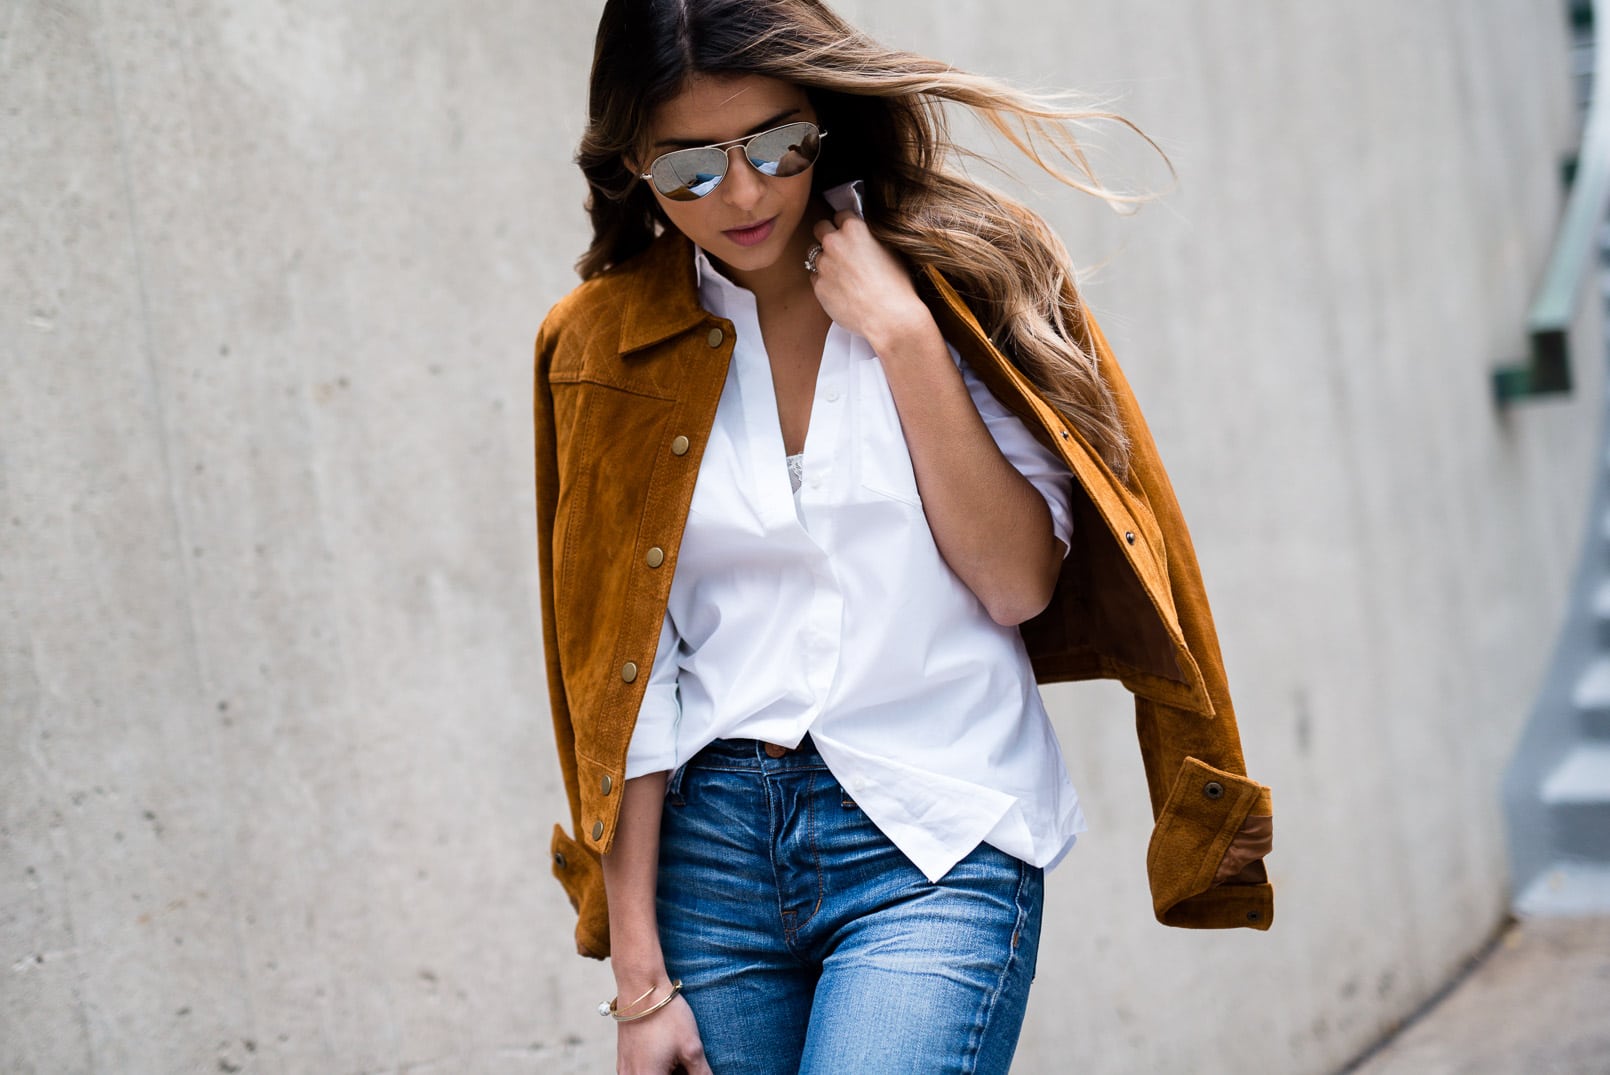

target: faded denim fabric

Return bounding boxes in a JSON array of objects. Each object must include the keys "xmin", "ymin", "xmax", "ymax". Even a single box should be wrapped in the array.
[{"xmin": 655, "ymin": 736, "xmax": 1043, "ymax": 1075}]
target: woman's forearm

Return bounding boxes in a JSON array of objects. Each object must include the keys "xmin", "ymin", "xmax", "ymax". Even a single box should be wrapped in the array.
[
  {"xmin": 870, "ymin": 314, "xmax": 1064, "ymax": 625},
  {"xmin": 601, "ymin": 772, "xmax": 673, "ymax": 994}
]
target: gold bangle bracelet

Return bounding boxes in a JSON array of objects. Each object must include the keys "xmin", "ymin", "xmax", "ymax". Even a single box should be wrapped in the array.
[
  {"xmin": 596, "ymin": 981, "xmax": 657, "ymax": 1019},
  {"xmin": 600, "ymin": 979, "xmax": 684, "ymax": 1023}
]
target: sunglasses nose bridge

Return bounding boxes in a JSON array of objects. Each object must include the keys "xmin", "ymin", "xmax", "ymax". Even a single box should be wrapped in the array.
[
  {"xmin": 725, "ymin": 140, "xmax": 765, "ymax": 172},
  {"xmin": 716, "ymin": 142, "xmax": 768, "ymax": 203}
]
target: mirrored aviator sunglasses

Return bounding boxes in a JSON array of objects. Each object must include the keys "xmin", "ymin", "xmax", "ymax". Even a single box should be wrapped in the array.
[{"xmin": 641, "ymin": 121, "xmax": 827, "ymax": 201}]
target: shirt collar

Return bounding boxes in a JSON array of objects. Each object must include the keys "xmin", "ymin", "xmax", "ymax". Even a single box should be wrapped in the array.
[
  {"xmin": 692, "ymin": 243, "xmax": 755, "ymax": 322},
  {"xmin": 693, "ymin": 243, "xmax": 716, "ymax": 290}
]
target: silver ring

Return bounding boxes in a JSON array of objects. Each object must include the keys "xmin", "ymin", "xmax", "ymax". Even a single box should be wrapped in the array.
[{"xmin": 804, "ymin": 243, "xmax": 823, "ymax": 274}]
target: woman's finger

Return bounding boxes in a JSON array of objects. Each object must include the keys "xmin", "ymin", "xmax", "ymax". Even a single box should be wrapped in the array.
[{"xmin": 812, "ymin": 217, "xmax": 837, "ymax": 242}]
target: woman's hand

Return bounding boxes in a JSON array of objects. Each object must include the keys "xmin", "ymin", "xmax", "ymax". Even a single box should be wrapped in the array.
[
  {"xmin": 615, "ymin": 992, "xmax": 711, "ymax": 1075},
  {"xmin": 808, "ymin": 209, "xmax": 932, "ymax": 353}
]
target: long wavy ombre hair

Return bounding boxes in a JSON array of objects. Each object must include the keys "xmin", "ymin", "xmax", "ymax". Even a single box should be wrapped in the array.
[{"xmin": 577, "ymin": 0, "xmax": 1167, "ymax": 478}]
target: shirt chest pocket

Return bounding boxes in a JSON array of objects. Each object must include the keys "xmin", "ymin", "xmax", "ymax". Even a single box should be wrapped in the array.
[{"xmin": 853, "ymin": 356, "xmax": 923, "ymax": 509}]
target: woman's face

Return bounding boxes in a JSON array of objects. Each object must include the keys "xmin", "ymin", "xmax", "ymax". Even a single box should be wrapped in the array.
[{"xmin": 634, "ymin": 73, "xmax": 820, "ymax": 275}]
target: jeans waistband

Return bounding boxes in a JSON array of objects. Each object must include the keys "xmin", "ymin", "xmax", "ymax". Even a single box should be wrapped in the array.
[{"xmin": 686, "ymin": 734, "xmax": 825, "ymax": 770}]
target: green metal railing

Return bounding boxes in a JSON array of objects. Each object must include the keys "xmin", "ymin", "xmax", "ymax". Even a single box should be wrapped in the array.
[{"xmin": 1494, "ymin": 0, "xmax": 1610, "ymax": 402}]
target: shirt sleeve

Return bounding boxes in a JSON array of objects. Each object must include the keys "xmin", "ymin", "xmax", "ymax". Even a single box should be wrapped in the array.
[
  {"xmin": 948, "ymin": 340, "xmax": 1076, "ymax": 559},
  {"xmin": 624, "ymin": 608, "xmax": 682, "ymax": 778}
]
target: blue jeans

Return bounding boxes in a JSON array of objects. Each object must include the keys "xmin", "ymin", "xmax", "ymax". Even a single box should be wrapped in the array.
[{"xmin": 656, "ymin": 735, "xmax": 1044, "ymax": 1075}]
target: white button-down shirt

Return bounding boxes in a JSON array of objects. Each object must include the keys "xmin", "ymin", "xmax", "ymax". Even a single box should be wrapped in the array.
[{"xmin": 624, "ymin": 244, "xmax": 1087, "ymax": 882}]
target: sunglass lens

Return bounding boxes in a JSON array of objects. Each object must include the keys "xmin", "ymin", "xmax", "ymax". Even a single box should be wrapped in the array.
[
  {"xmin": 648, "ymin": 122, "xmax": 823, "ymax": 199},
  {"xmin": 651, "ymin": 147, "xmax": 730, "ymax": 201},
  {"xmin": 746, "ymin": 122, "xmax": 821, "ymax": 178}
]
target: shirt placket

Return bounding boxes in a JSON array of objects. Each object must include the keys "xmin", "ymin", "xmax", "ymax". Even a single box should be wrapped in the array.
[
  {"xmin": 722, "ymin": 292, "xmax": 846, "ymax": 726},
  {"xmin": 796, "ymin": 322, "xmax": 851, "ymax": 711}
]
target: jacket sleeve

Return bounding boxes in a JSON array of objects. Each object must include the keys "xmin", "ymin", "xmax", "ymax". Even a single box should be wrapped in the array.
[
  {"xmin": 534, "ymin": 315, "xmax": 612, "ymax": 959},
  {"xmin": 1088, "ymin": 314, "xmax": 1276, "ymax": 931}
]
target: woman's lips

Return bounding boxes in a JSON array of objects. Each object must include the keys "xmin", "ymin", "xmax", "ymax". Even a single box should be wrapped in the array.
[{"xmin": 723, "ymin": 216, "xmax": 777, "ymax": 247}]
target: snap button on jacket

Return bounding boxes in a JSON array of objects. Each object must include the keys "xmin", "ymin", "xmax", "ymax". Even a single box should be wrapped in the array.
[{"xmin": 533, "ymin": 228, "xmax": 1275, "ymax": 959}]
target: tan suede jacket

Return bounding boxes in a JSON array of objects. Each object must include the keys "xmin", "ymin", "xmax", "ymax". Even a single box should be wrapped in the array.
[{"xmin": 533, "ymin": 227, "xmax": 1274, "ymax": 959}]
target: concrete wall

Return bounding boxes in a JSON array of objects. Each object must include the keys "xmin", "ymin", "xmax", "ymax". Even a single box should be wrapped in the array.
[{"xmin": 0, "ymin": 1, "xmax": 1592, "ymax": 1072}]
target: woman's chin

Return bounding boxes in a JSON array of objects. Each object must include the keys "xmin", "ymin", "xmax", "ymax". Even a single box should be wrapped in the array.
[{"xmin": 710, "ymin": 236, "xmax": 797, "ymax": 278}]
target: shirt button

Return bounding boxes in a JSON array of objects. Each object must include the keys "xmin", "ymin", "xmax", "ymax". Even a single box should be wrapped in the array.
[
  {"xmin": 1125, "ymin": 531, "xmax": 1136, "ymax": 545},
  {"xmin": 1203, "ymin": 781, "xmax": 1225, "ymax": 800},
  {"xmin": 554, "ymin": 851, "xmax": 567, "ymax": 869},
  {"xmin": 707, "ymin": 327, "xmax": 724, "ymax": 348},
  {"xmin": 808, "ymin": 474, "xmax": 823, "ymax": 489},
  {"xmin": 825, "ymin": 387, "xmax": 841, "ymax": 402},
  {"xmin": 645, "ymin": 547, "xmax": 665, "ymax": 568},
  {"xmin": 621, "ymin": 661, "xmax": 639, "ymax": 683},
  {"xmin": 670, "ymin": 435, "xmax": 690, "ymax": 456},
  {"xmin": 591, "ymin": 820, "xmax": 604, "ymax": 840}
]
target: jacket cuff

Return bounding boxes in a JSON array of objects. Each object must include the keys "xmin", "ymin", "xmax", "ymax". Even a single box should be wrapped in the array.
[
  {"xmin": 1146, "ymin": 757, "xmax": 1274, "ymax": 930},
  {"xmin": 1158, "ymin": 875, "xmax": 1274, "ymax": 930},
  {"xmin": 550, "ymin": 824, "xmax": 610, "ymax": 959}
]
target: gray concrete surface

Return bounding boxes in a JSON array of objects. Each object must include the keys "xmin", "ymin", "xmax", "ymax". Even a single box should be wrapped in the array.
[
  {"xmin": 1345, "ymin": 916, "xmax": 1610, "ymax": 1075},
  {"xmin": 0, "ymin": 1, "xmax": 1598, "ymax": 1073}
]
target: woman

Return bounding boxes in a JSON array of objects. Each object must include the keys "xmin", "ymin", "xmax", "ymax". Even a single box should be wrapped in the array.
[{"xmin": 533, "ymin": 1, "xmax": 1275, "ymax": 1072}]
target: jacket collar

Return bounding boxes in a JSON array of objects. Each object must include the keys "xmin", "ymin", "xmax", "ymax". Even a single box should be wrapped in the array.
[{"xmin": 616, "ymin": 229, "xmax": 708, "ymax": 355}]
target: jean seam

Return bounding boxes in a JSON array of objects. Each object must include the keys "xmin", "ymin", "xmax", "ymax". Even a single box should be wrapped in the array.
[
  {"xmin": 792, "ymin": 771, "xmax": 827, "ymax": 935},
  {"xmin": 766, "ymin": 770, "xmax": 794, "ymax": 949},
  {"xmin": 774, "ymin": 772, "xmax": 829, "ymax": 956},
  {"xmin": 960, "ymin": 855, "xmax": 1031, "ymax": 1075}
]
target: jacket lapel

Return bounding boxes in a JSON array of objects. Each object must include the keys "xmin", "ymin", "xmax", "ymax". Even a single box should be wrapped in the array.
[{"xmin": 617, "ymin": 230, "xmax": 710, "ymax": 355}]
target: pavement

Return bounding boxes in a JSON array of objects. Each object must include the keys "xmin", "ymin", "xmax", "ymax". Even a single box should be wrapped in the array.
[{"xmin": 1340, "ymin": 915, "xmax": 1610, "ymax": 1075}]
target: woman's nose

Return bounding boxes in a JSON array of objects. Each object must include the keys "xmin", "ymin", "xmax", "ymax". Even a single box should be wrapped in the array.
[{"xmin": 719, "ymin": 144, "xmax": 765, "ymax": 208}]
